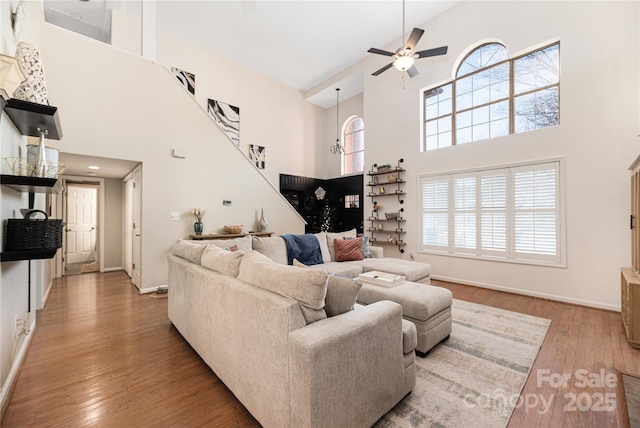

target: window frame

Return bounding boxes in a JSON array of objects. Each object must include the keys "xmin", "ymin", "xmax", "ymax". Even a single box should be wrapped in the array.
[
  {"xmin": 421, "ymin": 41, "xmax": 560, "ymax": 151},
  {"xmin": 418, "ymin": 158, "xmax": 566, "ymax": 267},
  {"xmin": 342, "ymin": 116, "xmax": 364, "ymax": 175}
]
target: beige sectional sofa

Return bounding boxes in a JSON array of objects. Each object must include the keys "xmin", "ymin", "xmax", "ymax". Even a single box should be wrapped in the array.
[
  {"xmin": 168, "ymin": 241, "xmax": 416, "ymax": 428},
  {"xmin": 203, "ymin": 229, "xmax": 432, "ymax": 283}
]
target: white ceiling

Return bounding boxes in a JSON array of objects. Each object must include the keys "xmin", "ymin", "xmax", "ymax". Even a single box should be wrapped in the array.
[{"xmin": 42, "ymin": 0, "xmax": 460, "ymax": 177}]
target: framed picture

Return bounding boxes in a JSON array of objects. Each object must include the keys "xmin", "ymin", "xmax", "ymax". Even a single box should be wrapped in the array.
[
  {"xmin": 249, "ymin": 144, "xmax": 266, "ymax": 169},
  {"xmin": 207, "ymin": 99, "xmax": 240, "ymax": 146},
  {"xmin": 171, "ymin": 67, "xmax": 195, "ymax": 95}
]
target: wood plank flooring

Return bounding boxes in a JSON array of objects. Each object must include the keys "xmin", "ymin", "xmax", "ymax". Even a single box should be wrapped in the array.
[{"xmin": 2, "ymin": 273, "xmax": 640, "ymax": 427}]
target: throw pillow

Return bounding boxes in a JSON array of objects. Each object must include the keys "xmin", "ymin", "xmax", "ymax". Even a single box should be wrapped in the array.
[
  {"xmin": 326, "ymin": 228, "xmax": 357, "ymax": 261},
  {"xmin": 314, "ymin": 231, "xmax": 332, "ymax": 263},
  {"xmin": 238, "ymin": 251, "xmax": 328, "ymax": 324},
  {"xmin": 294, "ymin": 259, "xmax": 362, "ymax": 317},
  {"xmin": 206, "ymin": 234, "xmax": 253, "ymax": 252},
  {"xmin": 201, "ymin": 244, "xmax": 245, "ymax": 277},
  {"xmin": 252, "ymin": 236, "xmax": 288, "ymax": 265},
  {"xmin": 334, "ymin": 237, "xmax": 364, "ymax": 262},
  {"xmin": 344, "ymin": 235, "xmax": 374, "ymax": 259},
  {"xmin": 171, "ymin": 239, "xmax": 206, "ymax": 264}
]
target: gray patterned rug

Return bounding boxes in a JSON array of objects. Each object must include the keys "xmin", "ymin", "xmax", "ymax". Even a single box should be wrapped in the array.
[{"xmin": 375, "ymin": 299, "xmax": 551, "ymax": 428}]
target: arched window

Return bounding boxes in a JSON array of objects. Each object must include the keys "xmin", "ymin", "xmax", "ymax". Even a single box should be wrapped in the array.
[
  {"xmin": 343, "ymin": 116, "xmax": 364, "ymax": 175},
  {"xmin": 422, "ymin": 41, "xmax": 559, "ymax": 151}
]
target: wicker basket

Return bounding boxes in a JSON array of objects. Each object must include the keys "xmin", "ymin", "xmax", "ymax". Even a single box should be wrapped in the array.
[
  {"xmin": 385, "ymin": 212, "xmax": 398, "ymax": 220},
  {"xmin": 224, "ymin": 225, "xmax": 243, "ymax": 234},
  {"xmin": 5, "ymin": 209, "xmax": 62, "ymax": 251}
]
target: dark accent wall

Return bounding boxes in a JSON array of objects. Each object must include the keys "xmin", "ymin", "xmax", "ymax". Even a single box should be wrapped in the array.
[{"xmin": 280, "ymin": 174, "xmax": 364, "ymax": 234}]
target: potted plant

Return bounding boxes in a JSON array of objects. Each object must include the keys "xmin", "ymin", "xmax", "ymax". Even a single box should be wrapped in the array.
[{"xmin": 377, "ymin": 164, "xmax": 392, "ymax": 173}]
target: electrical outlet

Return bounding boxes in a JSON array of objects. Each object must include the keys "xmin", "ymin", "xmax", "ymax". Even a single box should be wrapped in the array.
[{"xmin": 170, "ymin": 212, "xmax": 180, "ymax": 221}]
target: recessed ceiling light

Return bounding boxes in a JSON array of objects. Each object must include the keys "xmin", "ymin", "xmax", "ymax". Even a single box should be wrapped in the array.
[{"xmin": 88, "ymin": 165, "xmax": 100, "ymax": 170}]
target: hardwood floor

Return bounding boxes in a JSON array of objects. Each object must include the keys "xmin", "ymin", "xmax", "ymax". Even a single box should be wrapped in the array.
[{"xmin": 2, "ymin": 273, "xmax": 639, "ymax": 427}]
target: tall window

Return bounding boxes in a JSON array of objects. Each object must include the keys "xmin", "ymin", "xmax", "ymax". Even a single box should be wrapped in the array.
[
  {"xmin": 343, "ymin": 117, "xmax": 364, "ymax": 175},
  {"xmin": 423, "ymin": 42, "xmax": 559, "ymax": 151},
  {"xmin": 420, "ymin": 160, "xmax": 564, "ymax": 266}
]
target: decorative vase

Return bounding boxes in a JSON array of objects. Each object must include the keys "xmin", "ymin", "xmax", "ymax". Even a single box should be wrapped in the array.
[
  {"xmin": 258, "ymin": 208, "xmax": 268, "ymax": 232},
  {"xmin": 194, "ymin": 221, "xmax": 203, "ymax": 235}
]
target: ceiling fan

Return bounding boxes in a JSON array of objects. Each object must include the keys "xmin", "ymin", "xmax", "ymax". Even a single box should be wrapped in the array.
[{"xmin": 368, "ymin": 0, "xmax": 448, "ymax": 78}]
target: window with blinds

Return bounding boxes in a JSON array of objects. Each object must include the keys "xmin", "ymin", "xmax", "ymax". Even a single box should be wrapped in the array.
[{"xmin": 419, "ymin": 160, "xmax": 564, "ymax": 266}]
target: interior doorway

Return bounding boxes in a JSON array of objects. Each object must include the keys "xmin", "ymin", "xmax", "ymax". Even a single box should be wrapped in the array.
[{"xmin": 64, "ymin": 182, "xmax": 100, "ymax": 276}]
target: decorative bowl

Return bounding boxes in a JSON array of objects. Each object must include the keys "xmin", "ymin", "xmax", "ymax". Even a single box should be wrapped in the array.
[
  {"xmin": 224, "ymin": 225, "xmax": 243, "ymax": 234},
  {"xmin": 385, "ymin": 212, "xmax": 398, "ymax": 220}
]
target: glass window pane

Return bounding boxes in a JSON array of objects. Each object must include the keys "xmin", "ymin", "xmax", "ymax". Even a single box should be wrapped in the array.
[
  {"xmin": 456, "ymin": 92, "xmax": 472, "ymax": 111},
  {"xmin": 457, "ymin": 110, "xmax": 471, "ymax": 128},
  {"xmin": 457, "ymin": 127, "xmax": 472, "ymax": 145},
  {"xmin": 473, "ymin": 123, "xmax": 490, "ymax": 141},
  {"xmin": 472, "ymin": 106, "xmax": 490, "ymax": 124},
  {"xmin": 438, "ymin": 131, "xmax": 452, "ymax": 148}
]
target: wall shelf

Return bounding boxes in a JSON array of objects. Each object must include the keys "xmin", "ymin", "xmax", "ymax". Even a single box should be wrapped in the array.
[
  {"xmin": 2, "ymin": 97, "xmax": 62, "ymax": 140},
  {"xmin": 367, "ymin": 159, "xmax": 406, "ymax": 253},
  {"xmin": 1, "ymin": 249, "xmax": 57, "ymax": 262},
  {"xmin": 1, "ymin": 174, "xmax": 62, "ymax": 194}
]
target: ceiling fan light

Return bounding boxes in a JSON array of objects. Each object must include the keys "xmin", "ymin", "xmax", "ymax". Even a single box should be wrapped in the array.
[{"xmin": 393, "ymin": 55, "xmax": 414, "ymax": 71}]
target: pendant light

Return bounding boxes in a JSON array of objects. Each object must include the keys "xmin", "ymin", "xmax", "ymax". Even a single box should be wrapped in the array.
[{"xmin": 330, "ymin": 88, "xmax": 344, "ymax": 154}]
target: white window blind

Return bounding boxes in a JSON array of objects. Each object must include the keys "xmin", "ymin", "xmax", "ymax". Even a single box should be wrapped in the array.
[
  {"xmin": 421, "ymin": 178, "xmax": 449, "ymax": 249},
  {"xmin": 512, "ymin": 164, "xmax": 558, "ymax": 261},
  {"xmin": 420, "ymin": 160, "xmax": 563, "ymax": 266}
]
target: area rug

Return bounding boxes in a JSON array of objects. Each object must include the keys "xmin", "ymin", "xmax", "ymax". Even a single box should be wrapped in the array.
[
  {"xmin": 375, "ymin": 299, "xmax": 551, "ymax": 428},
  {"xmin": 622, "ymin": 373, "xmax": 640, "ymax": 427}
]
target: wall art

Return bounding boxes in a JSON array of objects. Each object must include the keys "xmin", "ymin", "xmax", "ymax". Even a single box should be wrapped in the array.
[
  {"xmin": 208, "ymin": 98, "xmax": 240, "ymax": 146},
  {"xmin": 249, "ymin": 144, "xmax": 265, "ymax": 169},
  {"xmin": 171, "ymin": 67, "xmax": 195, "ymax": 95}
]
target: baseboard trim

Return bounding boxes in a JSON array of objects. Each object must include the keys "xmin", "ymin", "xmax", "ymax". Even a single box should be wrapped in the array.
[
  {"xmin": 431, "ymin": 275, "xmax": 621, "ymax": 312},
  {"xmin": 139, "ymin": 287, "xmax": 161, "ymax": 295},
  {"xmin": 0, "ymin": 317, "xmax": 36, "ymax": 419},
  {"xmin": 101, "ymin": 267, "xmax": 124, "ymax": 273}
]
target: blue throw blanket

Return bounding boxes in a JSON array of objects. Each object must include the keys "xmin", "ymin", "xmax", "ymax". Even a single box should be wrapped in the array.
[{"xmin": 281, "ymin": 234, "xmax": 323, "ymax": 266}]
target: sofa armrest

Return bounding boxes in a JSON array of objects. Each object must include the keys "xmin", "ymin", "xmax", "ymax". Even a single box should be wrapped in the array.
[
  {"xmin": 288, "ymin": 300, "xmax": 410, "ymax": 428},
  {"xmin": 370, "ymin": 245, "xmax": 384, "ymax": 258}
]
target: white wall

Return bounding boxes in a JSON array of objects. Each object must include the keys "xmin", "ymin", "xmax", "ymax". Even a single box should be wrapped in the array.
[
  {"xmin": 154, "ymin": 29, "xmax": 324, "ymax": 186},
  {"xmin": 103, "ymin": 178, "xmax": 124, "ymax": 270},
  {"xmin": 0, "ymin": 0, "xmax": 49, "ymax": 410},
  {"xmin": 38, "ymin": 22, "xmax": 307, "ymax": 291},
  {"xmin": 361, "ymin": 1, "xmax": 639, "ymax": 310}
]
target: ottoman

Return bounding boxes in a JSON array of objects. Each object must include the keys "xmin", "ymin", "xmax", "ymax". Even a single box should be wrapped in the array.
[
  {"xmin": 347, "ymin": 258, "xmax": 431, "ymax": 283},
  {"xmin": 356, "ymin": 280, "xmax": 452, "ymax": 357}
]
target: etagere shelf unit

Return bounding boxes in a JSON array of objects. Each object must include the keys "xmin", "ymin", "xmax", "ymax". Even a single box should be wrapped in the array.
[{"xmin": 366, "ymin": 158, "xmax": 406, "ymax": 253}]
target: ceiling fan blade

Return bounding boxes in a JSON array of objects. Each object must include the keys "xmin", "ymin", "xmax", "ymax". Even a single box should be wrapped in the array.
[
  {"xmin": 368, "ymin": 47, "xmax": 395, "ymax": 57},
  {"xmin": 406, "ymin": 65, "xmax": 419, "ymax": 78},
  {"xmin": 405, "ymin": 28, "xmax": 424, "ymax": 50},
  {"xmin": 416, "ymin": 46, "xmax": 448, "ymax": 58},
  {"xmin": 372, "ymin": 63, "xmax": 394, "ymax": 76}
]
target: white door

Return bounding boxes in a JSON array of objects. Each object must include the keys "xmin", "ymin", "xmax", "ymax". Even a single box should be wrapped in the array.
[
  {"xmin": 124, "ymin": 175, "xmax": 133, "ymax": 278},
  {"xmin": 66, "ymin": 184, "xmax": 98, "ymax": 265},
  {"xmin": 132, "ymin": 166, "xmax": 142, "ymax": 288}
]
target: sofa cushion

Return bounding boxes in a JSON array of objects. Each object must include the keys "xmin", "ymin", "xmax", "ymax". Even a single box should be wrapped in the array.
[
  {"xmin": 294, "ymin": 259, "xmax": 362, "ymax": 317},
  {"xmin": 326, "ymin": 228, "xmax": 357, "ymax": 261},
  {"xmin": 314, "ymin": 231, "xmax": 332, "ymax": 263},
  {"xmin": 335, "ymin": 237, "xmax": 364, "ymax": 262},
  {"xmin": 344, "ymin": 235, "xmax": 374, "ymax": 259},
  {"xmin": 206, "ymin": 234, "xmax": 253, "ymax": 252},
  {"xmin": 238, "ymin": 251, "xmax": 328, "ymax": 324},
  {"xmin": 171, "ymin": 239, "xmax": 206, "ymax": 264},
  {"xmin": 201, "ymin": 244, "xmax": 245, "ymax": 277},
  {"xmin": 252, "ymin": 236, "xmax": 288, "ymax": 265},
  {"xmin": 321, "ymin": 262, "xmax": 363, "ymax": 278}
]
